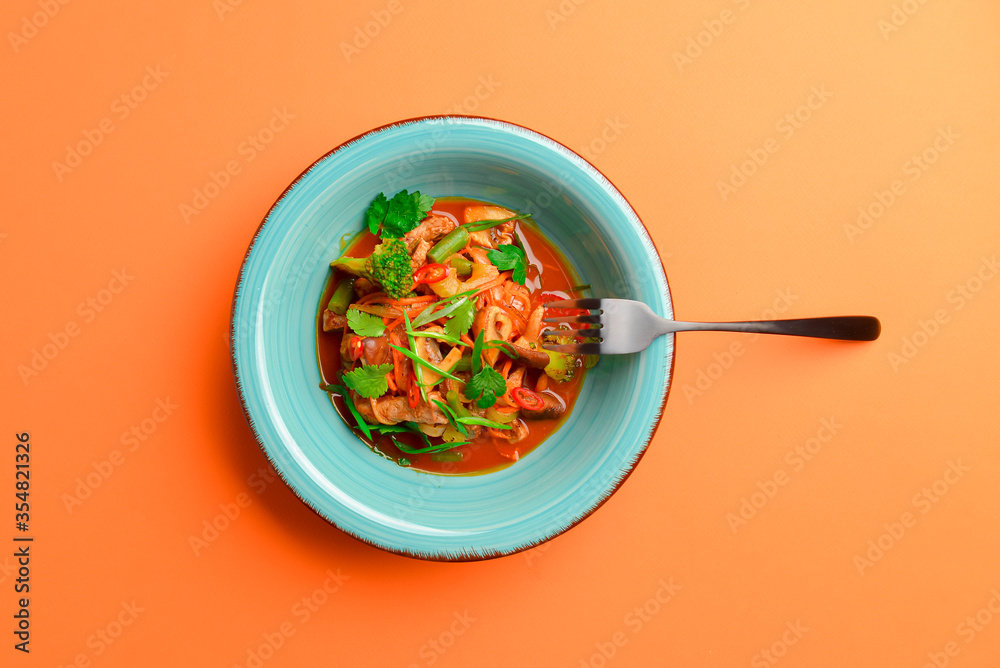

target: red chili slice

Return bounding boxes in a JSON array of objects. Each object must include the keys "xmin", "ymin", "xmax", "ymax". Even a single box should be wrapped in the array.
[
  {"xmin": 511, "ymin": 386, "xmax": 545, "ymax": 411},
  {"xmin": 348, "ymin": 336, "xmax": 364, "ymax": 362},
  {"xmin": 413, "ymin": 263, "xmax": 449, "ymax": 285},
  {"xmin": 407, "ymin": 376, "xmax": 421, "ymax": 409}
]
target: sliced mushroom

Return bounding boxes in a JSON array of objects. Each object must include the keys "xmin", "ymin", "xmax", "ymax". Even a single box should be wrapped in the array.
[
  {"xmin": 472, "ymin": 305, "xmax": 514, "ymax": 366},
  {"xmin": 506, "ymin": 343, "xmax": 549, "ymax": 369},
  {"xmin": 520, "ymin": 393, "xmax": 566, "ymax": 420}
]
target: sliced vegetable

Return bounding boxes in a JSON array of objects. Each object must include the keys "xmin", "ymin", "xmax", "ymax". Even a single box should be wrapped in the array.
[
  {"xmin": 327, "ymin": 276, "xmax": 355, "ymax": 315},
  {"xmin": 413, "ymin": 263, "xmax": 449, "ymax": 285},
  {"xmin": 388, "ymin": 344, "xmax": 462, "ymax": 382},
  {"xmin": 348, "ymin": 335, "xmax": 364, "ymax": 361},
  {"xmin": 450, "ymin": 256, "xmax": 473, "ymax": 276},
  {"xmin": 427, "ymin": 227, "xmax": 469, "ymax": 264},
  {"xmin": 319, "ymin": 383, "xmax": 373, "ymax": 440},
  {"xmin": 511, "ymin": 386, "xmax": 545, "ymax": 411},
  {"xmin": 456, "ymin": 416, "xmax": 512, "ymax": 430}
]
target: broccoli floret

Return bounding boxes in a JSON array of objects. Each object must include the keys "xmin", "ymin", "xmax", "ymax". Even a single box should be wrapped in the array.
[
  {"xmin": 329, "ymin": 238, "xmax": 414, "ymax": 299},
  {"xmin": 365, "ymin": 239, "xmax": 413, "ymax": 299},
  {"xmin": 367, "ymin": 238, "xmax": 413, "ymax": 299}
]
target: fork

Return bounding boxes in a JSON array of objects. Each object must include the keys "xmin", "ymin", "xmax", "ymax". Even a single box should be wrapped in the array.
[{"xmin": 541, "ymin": 299, "xmax": 881, "ymax": 354}]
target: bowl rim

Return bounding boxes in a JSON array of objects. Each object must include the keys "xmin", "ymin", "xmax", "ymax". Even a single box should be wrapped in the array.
[{"xmin": 229, "ymin": 114, "xmax": 676, "ymax": 561}]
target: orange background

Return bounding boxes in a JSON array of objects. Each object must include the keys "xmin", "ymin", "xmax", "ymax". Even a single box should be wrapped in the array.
[{"xmin": 3, "ymin": 1, "xmax": 999, "ymax": 666}]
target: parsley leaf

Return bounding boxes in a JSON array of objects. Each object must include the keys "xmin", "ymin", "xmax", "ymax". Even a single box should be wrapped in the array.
[
  {"xmin": 365, "ymin": 189, "xmax": 435, "ymax": 238},
  {"xmin": 365, "ymin": 193, "xmax": 389, "ymax": 235},
  {"xmin": 444, "ymin": 298, "xmax": 475, "ymax": 340},
  {"xmin": 486, "ymin": 244, "xmax": 528, "ymax": 285},
  {"xmin": 346, "ymin": 309, "xmax": 386, "ymax": 337},
  {"xmin": 464, "ymin": 366, "xmax": 506, "ymax": 409},
  {"xmin": 342, "ymin": 363, "xmax": 394, "ymax": 399}
]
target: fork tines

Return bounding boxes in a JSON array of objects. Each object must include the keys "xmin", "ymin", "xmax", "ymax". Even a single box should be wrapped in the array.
[{"xmin": 540, "ymin": 299, "xmax": 603, "ymax": 354}]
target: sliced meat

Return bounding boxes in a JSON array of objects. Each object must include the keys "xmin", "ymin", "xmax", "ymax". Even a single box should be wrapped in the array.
[
  {"xmin": 354, "ymin": 394, "xmax": 448, "ymax": 425},
  {"xmin": 468, "ymin": 229, "xmax": 495, "ymax": 249},
  {"xmin": 322, "ymin": 309, "xmax": 347, "ymax": 332},
  {"xmin": 410, "ymin": 238, "xmax": 432, "ymax": 270},
  {"xmin": 404, "ymin": 215, "xmax": 455, "ymax": 245},
  {"xmin": 520, "ymin": 393, "xmax": 566, "ymax": 420},
  {"xmin": 464, "ymin": 205, "xmax": 515, "ymax": 224}
]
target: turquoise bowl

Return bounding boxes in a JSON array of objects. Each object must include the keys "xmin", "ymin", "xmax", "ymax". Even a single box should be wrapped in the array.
[{"xmin": 231, "ymin": 116, "xmax": 674, "ymax": 560}]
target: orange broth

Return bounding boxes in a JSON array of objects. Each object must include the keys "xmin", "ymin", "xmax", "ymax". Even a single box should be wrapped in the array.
[{"xmin": 316, "ymin": 197, "xmax": 588, "ymax": 475}]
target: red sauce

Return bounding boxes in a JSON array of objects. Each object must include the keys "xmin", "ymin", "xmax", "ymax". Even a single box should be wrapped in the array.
[{"xmin": 316, "ymin": 197, "xmax": 588, "ymax": 475}]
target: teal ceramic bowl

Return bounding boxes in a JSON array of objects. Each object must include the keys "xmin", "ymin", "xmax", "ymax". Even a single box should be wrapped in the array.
[{"xmin": 231, "ymin": 116, "xmax": 674, "ymax": 560}]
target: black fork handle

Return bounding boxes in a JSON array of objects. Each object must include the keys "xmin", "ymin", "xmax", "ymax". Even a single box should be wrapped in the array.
[{"xmin": 665, "ymin": 316, "xmax": 881, "ymax": 341}]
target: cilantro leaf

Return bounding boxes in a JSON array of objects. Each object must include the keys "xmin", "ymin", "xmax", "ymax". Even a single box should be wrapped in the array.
[
  {"xmin": 365, "ymin": 193, "xmax": 389, "ymax": 235},
  {"xmin": 464, "ymin": 366, "xmax": 506, "ymax": 409},
  {"xmin": 363, "ymin": 189, "xmax": 434, "ymax": 238},
  {"xmin": 346, "ymin": 309, "xmax": 386, "ymax": 337},
  {"xmin": 486, "ymin": 244, "xmax": 528, "ymax": 285},
  {"xmin": 444, "ymin": 298, "xmax": 475, "ymax": 340},
  {"xmin": 342, "ymin": 363, "xmax": 394, "ymax": 399}
]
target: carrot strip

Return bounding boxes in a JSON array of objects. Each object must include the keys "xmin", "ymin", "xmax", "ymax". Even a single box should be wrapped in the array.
[
  {"xmin": 500, "ymin": 359, "xmax": 512, "ymax": 380},
  {"xmin": 472, "ymin": 272, "xmax": 509, "ymax": 298},
  {"xmin": 365, "ymin": 294, "xmax": 437, "ymax": 306},
  {"xmin": 535, "ymin": 373, "xmax": 549, "ymax": 393},
  {"xmin": 356, "ymin": 291, "xmax": 388, "ymax": 305}
]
